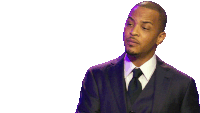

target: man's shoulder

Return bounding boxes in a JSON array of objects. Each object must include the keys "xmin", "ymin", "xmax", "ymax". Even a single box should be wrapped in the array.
[
  {"xmin": 89, "ymin": 55, "xmax": 123, "ymax": 71},
  {"xmin": 157, "ymin": 56, "xmax": 192, "ymax": 80},
  {"xmin": 88, "ymin": 53, "xmax": 125, "ymax": 72}
]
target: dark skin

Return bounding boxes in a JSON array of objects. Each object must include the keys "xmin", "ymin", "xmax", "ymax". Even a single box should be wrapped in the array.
[{"xmin": 123, "ymin": 6, "xmax": 166, "ymax": 67}]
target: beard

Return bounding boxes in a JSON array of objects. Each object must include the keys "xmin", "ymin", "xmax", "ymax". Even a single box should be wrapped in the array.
[{"xmin": 125, "ymin": 48, "xmax": 139, "ymax": 56}]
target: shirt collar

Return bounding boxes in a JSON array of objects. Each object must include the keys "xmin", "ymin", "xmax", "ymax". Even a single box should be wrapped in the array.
[{"xmin": 124, "ymin": 53, "xmax": 157, "ymax": 81}]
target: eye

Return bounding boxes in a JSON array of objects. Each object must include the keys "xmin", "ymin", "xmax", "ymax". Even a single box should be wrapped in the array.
[
  {"xmin": 126, "ymin": 22, "xmax": 134, "ymax": 27},
  {"xmin": 142, "ymin": 27, "xmax": 147, "ymax": 29},
  {"xmin": 128, "ymin": 24, "xmax": 133, "ymax": 26},
  {"xmin": 142, "ymin": 26, "xmax": 150, "ymax": 30}
]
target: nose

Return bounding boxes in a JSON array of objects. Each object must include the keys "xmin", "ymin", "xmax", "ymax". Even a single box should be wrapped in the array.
[{"xmin": 130, "ymin": 24, "xmax": 139, "ymax": 36}]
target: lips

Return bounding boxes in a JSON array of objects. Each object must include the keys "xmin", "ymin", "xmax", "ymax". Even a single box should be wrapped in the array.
[{"xmin": 127, "ymin": 38, "xmax": 139, "ymax": 45}]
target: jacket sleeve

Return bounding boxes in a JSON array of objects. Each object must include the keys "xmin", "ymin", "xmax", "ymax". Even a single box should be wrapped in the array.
[
  {"xmin": 180, "ymin": 78, "xmax": 199, "ymax": 113},
  {"xmin": 76, "ymin": 69, "xmax": 100, "ymax": 113}
]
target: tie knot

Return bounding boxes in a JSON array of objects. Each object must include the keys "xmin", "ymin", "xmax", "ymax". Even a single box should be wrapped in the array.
[{"xmin": 133, "ymin": 68, "xmax": 143, "ymax": 78}]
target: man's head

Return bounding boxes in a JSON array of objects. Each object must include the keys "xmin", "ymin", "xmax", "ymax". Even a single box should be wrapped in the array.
[
  {"xmin": 123, "ymin": 1, "xmax": 167, "ymax": 58},
  {"xmin": 137, "ymin": 1, "xmax": 167, "ymax": 32}
]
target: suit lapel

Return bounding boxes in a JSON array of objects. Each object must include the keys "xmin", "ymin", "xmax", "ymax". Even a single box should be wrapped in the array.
[
  {"xmin": 152, "ymin": 56, "xmax": 172, "ymax": 112},
  {"xmin": 108, "ymin": 53, "xmax": 127, "ymax": 113},
  {"xmin": 107, "ymin": 54, "xmax": 172, "ymax": 112}
]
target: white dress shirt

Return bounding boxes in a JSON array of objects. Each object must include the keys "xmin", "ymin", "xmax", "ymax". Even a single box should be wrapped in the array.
[{"xmin": 124, "ymin": 53, "xmax": 157, "ymax": 90}]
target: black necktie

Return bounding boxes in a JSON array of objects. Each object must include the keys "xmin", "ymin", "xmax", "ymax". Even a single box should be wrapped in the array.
[{"xmin": 128, "ymin": 68, "xmax": 143, "ymax": 104}]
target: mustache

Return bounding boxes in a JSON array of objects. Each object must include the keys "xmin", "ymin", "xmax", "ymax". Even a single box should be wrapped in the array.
[{"xmin": 126, "ymin": 37, "xmax": 140, "ymax": 44}]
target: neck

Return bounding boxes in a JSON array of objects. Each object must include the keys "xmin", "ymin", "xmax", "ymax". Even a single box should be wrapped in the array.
[{"xmin": 127, "ymin": 52, "xmax": 155, "ymax": 67}]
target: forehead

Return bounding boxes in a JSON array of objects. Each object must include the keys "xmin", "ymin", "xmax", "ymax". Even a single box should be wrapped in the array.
[{"xmin": 128, "ymin": 6, "xmax": 160, "ymax": 24}]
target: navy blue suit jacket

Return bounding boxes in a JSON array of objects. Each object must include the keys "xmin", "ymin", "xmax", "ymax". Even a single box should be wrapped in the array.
[{"xmin": 77, "ymin": 53, "xmax": 199, "ymax": 113}]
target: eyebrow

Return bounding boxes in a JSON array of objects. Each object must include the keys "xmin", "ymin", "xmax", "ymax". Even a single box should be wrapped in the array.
[
  {"xmin": 142, "ymin": 21, "xmax": 153, "ymax": 25},
  {"xmin": 128, "ymin": 16, "xmax": 153, "ymax": 25},
  {"xmin": 128, "ymin": 16, "xmax": 134, "ymax": 21}
]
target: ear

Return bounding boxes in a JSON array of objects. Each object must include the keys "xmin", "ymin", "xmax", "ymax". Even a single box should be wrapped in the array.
[{"xmin": 156, "ymin": 31, "xmax": 166, "ymax": 45}]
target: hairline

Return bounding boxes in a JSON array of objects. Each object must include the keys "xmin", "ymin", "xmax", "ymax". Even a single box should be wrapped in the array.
[{"xmin": 135, "ymin": 3, "xmax": 166, "ymax": 32}]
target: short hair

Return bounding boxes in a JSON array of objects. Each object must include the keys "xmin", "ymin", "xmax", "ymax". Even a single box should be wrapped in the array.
[{"xmin": 135, "ymin": 1, "xmax": 167, "ymax": 32}]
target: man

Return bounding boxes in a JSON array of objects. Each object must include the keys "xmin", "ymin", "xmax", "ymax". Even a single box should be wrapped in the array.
[{"xmin": 77, "ymin": 1, "xmax": 199, "ymax": 113}]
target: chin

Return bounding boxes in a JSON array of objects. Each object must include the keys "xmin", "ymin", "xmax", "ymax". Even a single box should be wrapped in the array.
[{"xmin": 125, "ymin": 48, "xmax": 139, "ymax": 56}]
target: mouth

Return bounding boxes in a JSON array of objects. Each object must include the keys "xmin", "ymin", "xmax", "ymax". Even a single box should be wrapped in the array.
[{"xmin": 127, "ymin": 39, "xmax": 139, "ymax": 45}]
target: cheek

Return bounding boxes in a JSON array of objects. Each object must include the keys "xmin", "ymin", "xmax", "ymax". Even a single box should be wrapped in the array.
[
  {"xmin": 140, "ymin": 34, "xmax": 158, "ymax": 49},
  {"xmin": 123, "ymin": 28, "xmax": 130, "ymax": 38}
]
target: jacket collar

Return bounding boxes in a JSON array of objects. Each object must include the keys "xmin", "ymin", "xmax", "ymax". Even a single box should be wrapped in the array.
[{"xmin": 108, "ymin": 53, "xmax": 173, "ymax": 112}]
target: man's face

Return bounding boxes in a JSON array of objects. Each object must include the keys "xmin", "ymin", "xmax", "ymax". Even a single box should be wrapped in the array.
[{"xmin": 123, "ymin": 6, "xmax": 163, "ymax": 57}]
